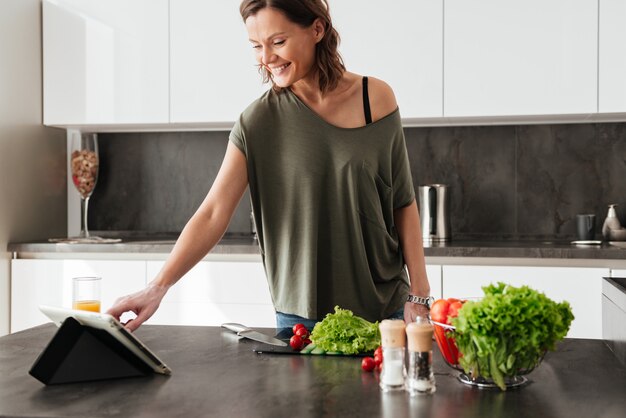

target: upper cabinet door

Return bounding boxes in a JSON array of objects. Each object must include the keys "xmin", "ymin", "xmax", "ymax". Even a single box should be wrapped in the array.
[
  {"xmin": 43, "ymin": 0, "xmax": 169, "ymax": 125},
  {"xmin": 332, "ymin": 0, "xmax": 443, "ymax": 119},
  {"xmin": 444, "ymin": 0, "xmax": 597, "ymax": 118},
  {"xmin": 170, "ymin": 0, "xmax": 268, "ymax": 124},
  {"xmin": 599, "ymin": 0, "xmax": 626, "ymax": 113}
]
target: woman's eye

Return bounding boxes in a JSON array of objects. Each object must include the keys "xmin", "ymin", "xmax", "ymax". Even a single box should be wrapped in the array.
[
  {"xmin": 273, "ymin": 40, "xmax": 285, "ymax": 46},
  {"xmin": 252, "ymin": 44, "xmax": 261, "ymax": 50}
]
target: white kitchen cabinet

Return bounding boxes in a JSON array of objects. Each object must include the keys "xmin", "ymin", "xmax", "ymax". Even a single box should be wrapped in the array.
[
  {"xmin": 611, "ymin": 269, "xmax": 626, "ymax": 278},
  {"xmin": 444, "ymin": 0, "xmax": 597, "ymax": 117},
  {"xmin": 145, "ymin": 260, "xmax": 276, "ymax": 327},
  {"xmin": 170, "ymin": 0, "xmax": 443, "ymax": 123},
  {"xmin": 332, "ymin": 0, "xmax": 443, "ymax": 119},
  {"xmin": 10, "ymin": 259, "xmax": 146, "ymax": 333},
  {"xmin": 43, "ymin": 0, "xmax": 169, "ymax": 125},
  {"xmin": 442, "ymin": 265, "xmax": 609, "ymax": 339},
  {"xmin": 426, "ymin": 264, "xmax": 443, "ymax": 299},
  {"xmin": 169, "ymin": 0, "xmax": 268, "ymax": 123},
  {"xmin": 599, "ymin": 0, "xmax": 626, "ymax": 113}
]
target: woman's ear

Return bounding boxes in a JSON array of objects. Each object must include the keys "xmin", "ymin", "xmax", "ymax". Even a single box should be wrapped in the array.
[{"xmin": 312, "ymin": 18, "xmax": 325, "ymax": 43}]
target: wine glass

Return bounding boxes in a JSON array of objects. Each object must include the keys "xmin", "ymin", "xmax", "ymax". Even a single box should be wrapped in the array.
[{"xmin": 70, "ymin": 132, "xmax": 99, "ymax": 239}]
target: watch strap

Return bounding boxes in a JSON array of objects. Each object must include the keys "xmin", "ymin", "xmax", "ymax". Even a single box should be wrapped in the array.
[{"xmin": 407, "ymin": 295, "xmax": 434, "ymax": 309}]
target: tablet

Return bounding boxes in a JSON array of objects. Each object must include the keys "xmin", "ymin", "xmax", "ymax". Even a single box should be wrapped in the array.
[{"xmin": 39, "ymin": 305, "xmax": 172, "ymax": 375}]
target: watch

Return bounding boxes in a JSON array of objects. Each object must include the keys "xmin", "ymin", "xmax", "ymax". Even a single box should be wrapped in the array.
[{"xmin": 406, "ymin": 295, "xmax": 434, "ymax": 309}]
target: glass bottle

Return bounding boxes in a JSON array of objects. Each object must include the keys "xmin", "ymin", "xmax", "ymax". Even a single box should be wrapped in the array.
[
  {"xmin": 602, "ymin": 204, "xmax": 623, "ymax": 239},
  {"xmin": 406, "ymin": 317, "xmax": 436, "ymax": 395},
  {"xmin": 378, "ymin": 319, "xmax": 406, "ymax": 392}
]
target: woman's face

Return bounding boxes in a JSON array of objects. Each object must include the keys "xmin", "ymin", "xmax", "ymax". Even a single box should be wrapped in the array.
[{"xmin": 245, "ymin": 7, "xmax": 323, "ymax": 88}]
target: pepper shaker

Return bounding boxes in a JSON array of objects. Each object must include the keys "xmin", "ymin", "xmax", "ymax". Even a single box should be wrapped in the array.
[
  {"xmin": 378, "ymin": 319, "xmax": 406, "ymax": 392},
  {"xmin": 406, "ymin": 317, "xmax": 436, "ymax": 395}
]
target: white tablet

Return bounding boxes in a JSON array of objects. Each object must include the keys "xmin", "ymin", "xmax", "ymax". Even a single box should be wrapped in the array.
[{"xmin": 39, "ymin": 305, "xmax": 172, "ymax": 375}]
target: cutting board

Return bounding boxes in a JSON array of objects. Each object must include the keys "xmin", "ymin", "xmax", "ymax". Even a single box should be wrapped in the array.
[{"xmin": 251, "ymin": 329, "xmax": 371, "ymax": 357}]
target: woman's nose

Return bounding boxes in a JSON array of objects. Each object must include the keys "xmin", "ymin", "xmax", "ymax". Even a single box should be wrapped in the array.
[{"xmin": 261, "ymin": 48, "xmax": 275, "ymax": 66}]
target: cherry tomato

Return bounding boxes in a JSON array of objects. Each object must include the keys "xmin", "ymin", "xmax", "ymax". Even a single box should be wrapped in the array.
[
  {"xmin": 374, "ymin": 346, "xmax": 383, "ymax": 359},
  {"xmin": 374, "ymin": 354, "xmax": 383, "ymax": 367},
  {"xmin": 292, "ymin": 323, "xmax": 306, "ymax": 335},
  {"xmin": 295, "ymin": 327, "xmax": 309, "ymax": 339},
  {"xmin": 361, "ymin": 357, "xmax": 376, "ymax": 372},
  {"xmin": 303, "ymin": 338, "xmax": 312, "ymax": 346},
  {"xmin": 289, "ymin": 335, "xmax": 304, "ymax": 350},
  {"xmin": 448, "ymin": 300, "xmax": 464, "ymax": 320},
  {"xmin": 430, "ymin": 299, "xmax": 451, "ymax": 324}
]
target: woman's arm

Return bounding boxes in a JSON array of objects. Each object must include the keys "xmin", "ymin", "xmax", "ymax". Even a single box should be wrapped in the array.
[
  {"xmin": 106, "ymin": 142, "xmax": 249, "ymax": 331},
  {"xmin": 394, "ymin": 200, "xmax": 431, "ymax": 323}
]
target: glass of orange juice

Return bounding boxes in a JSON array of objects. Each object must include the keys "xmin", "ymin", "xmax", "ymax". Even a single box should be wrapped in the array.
[{"xmin": 72, "ymin": 276, "xmax": 101, "ymax": 312}]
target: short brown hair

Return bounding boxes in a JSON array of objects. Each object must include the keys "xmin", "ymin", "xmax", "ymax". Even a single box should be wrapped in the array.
[{"xmin": 240, "ymin": 0, "xmax": 345, "ymax": 94}]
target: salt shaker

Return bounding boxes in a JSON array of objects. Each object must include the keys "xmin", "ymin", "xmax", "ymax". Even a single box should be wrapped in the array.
[
  {"xmin": 378, "ymin": 319, "xmax": 406, "ymax": 392},
  {"xmin": 406, "ymin": 317, "xmax": 436, "ymax": 395}
]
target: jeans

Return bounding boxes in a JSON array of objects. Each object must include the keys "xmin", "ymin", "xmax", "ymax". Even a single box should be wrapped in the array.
[{"xmin": 276, "ymin": 307, "xmax": 404, "ymax": 331}]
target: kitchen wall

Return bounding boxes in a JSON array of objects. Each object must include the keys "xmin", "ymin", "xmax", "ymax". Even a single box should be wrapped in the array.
[
  {"xmin": 0, "ymin": 0, "xmax": 67, "ymax": 335},
  {"xmin": 91, "ymin": 122, "xmax": 625, "ymax": 240},
  {"xmin": 91, "ymin": 132, "xmax": 251, "ymax": 234}
]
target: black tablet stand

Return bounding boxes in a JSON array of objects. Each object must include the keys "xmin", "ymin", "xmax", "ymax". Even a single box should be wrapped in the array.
[{"xmin": 29, "ymin": 317, "xmax": 153, "ymax": 385}]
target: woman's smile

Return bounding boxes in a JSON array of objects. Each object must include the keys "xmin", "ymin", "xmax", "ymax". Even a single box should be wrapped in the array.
[{"xmin": 269, "ymin": 62, "xmax": 291, "ymax": 76}]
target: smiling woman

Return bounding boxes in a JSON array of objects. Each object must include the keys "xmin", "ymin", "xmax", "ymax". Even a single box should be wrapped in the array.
[{"xmin": 106, "ymin": 0, "xmax": 432, "ymax": 332}]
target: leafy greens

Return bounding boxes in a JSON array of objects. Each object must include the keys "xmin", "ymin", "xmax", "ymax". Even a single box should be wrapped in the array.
[
  {"xmin": 310, "ymin": 306, "xmax": 381, "ymax": 354},
  {"xmin": 451, "ymin": 283, "xmax": 574, "ymax": 390}
]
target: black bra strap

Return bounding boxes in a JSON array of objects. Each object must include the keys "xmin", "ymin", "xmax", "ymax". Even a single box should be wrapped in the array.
[{"xmin": 362, "ymin": 76, "xmax": 372, "ymax": 125}]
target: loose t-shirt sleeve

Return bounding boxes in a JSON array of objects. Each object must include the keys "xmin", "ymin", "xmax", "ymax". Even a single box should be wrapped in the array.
[
  {"xmin": 229, "ymin": 116, "xmax": 247, "ymax": 158},
  {"xmin": 391, "ymin": 126, "xmax": 416, "ymax": 209}
]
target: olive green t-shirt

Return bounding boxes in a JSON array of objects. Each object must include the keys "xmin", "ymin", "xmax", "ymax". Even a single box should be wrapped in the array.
[{"xmin": 229, "ymin": 88, "xmax": 415, "ymax": 322}]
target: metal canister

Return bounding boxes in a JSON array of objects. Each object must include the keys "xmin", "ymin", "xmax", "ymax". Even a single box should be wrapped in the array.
[{"xmin": 418, "ymin": 184, "xmax": 451, "ymax": 242}]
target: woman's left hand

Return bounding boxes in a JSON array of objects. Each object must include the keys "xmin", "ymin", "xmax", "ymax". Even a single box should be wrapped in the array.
[{"xmin": 403, "ymin": 301, "xmax": 429, "ymax": 323}]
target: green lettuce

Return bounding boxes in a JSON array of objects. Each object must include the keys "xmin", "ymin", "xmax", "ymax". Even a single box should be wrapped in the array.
[
  {"xmin": 451, "ymin": 283, "xmax": 574, "ymax": 390},
  {"xmin": 310, "ymin": 306, "xmax": 381, "ymax": 354}
]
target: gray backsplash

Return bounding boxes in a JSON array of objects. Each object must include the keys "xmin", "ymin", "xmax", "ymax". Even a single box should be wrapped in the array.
[
  {"xmin": 92, "ymin": 123, "xmax": 625, "ymax": 240},
  {"xmin": 406, "ymin": 123, "xmax": 625, "ymax": 239}
]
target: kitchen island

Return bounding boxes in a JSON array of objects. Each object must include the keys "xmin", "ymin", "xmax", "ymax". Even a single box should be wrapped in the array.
[{"xmin": 1, "ymin": 324, "xmax": 625, "ymax": 418}]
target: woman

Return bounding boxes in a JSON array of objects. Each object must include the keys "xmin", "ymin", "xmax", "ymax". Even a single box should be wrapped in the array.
[{"xmin": 107, "ymin": 0, "xmax": 432, "ymax": 332}]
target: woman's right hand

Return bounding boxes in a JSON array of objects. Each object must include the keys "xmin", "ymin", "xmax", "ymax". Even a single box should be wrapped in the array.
[{"xmin": 106, "ymin": 283, "xmax": 169, "ymax": 332}]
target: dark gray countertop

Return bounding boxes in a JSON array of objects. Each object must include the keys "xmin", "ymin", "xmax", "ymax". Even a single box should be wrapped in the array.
[
  {"xmin": 1, "ymin": 324, "xmax": 625, "ymax": 418},
  {"xmin": 7, "ymin": 234, "xmax": 626, "ymax": 260},
  {"xmin": 7, "ymin": 234, "xmax": 261, "ymax": 256}
]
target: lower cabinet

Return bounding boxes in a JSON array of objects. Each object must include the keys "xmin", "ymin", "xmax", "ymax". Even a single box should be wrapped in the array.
[
  {"xmin": 9, "ymin": 258, "xmax": 614, "ymax": 337},
  {"xmin": 441, "ymin": 265, "xmax": 610, "ymax": 339},
  {"xmin": 10, "ymin": 259, "xmax": 146, "ymax": 333},
  {"xmin": 145, "ymin": 260, "xmax": 276, "ymax": 328},
  {"xmin": 426, "ymin": 264, "xmax": 443, "ymax": 299}
]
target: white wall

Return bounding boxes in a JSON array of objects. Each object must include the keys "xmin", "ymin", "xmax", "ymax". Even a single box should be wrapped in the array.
[{"xmin": 0, "ymin": 0, "xmax": 67, "ymax": 335}]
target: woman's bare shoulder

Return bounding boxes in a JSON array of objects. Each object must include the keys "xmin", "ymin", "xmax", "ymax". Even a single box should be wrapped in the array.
[{"xmin": 365, "ymin": 76, "xmax": 398, "ymax": 122}]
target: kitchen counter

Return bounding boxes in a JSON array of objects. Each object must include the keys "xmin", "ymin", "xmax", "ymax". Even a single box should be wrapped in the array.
[
  {"xmin": 1, "ymin": 324, "xmax": 625, "ymax": 418},
  {"xmin": 7, "ymin": 235, "xmax": 626, "ymax": 261}
]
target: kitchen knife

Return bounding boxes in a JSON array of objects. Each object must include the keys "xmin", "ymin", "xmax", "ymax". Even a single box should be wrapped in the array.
[{"xmin": 221, "ymin": 323, "xmax": 288, "ymax": 347}]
